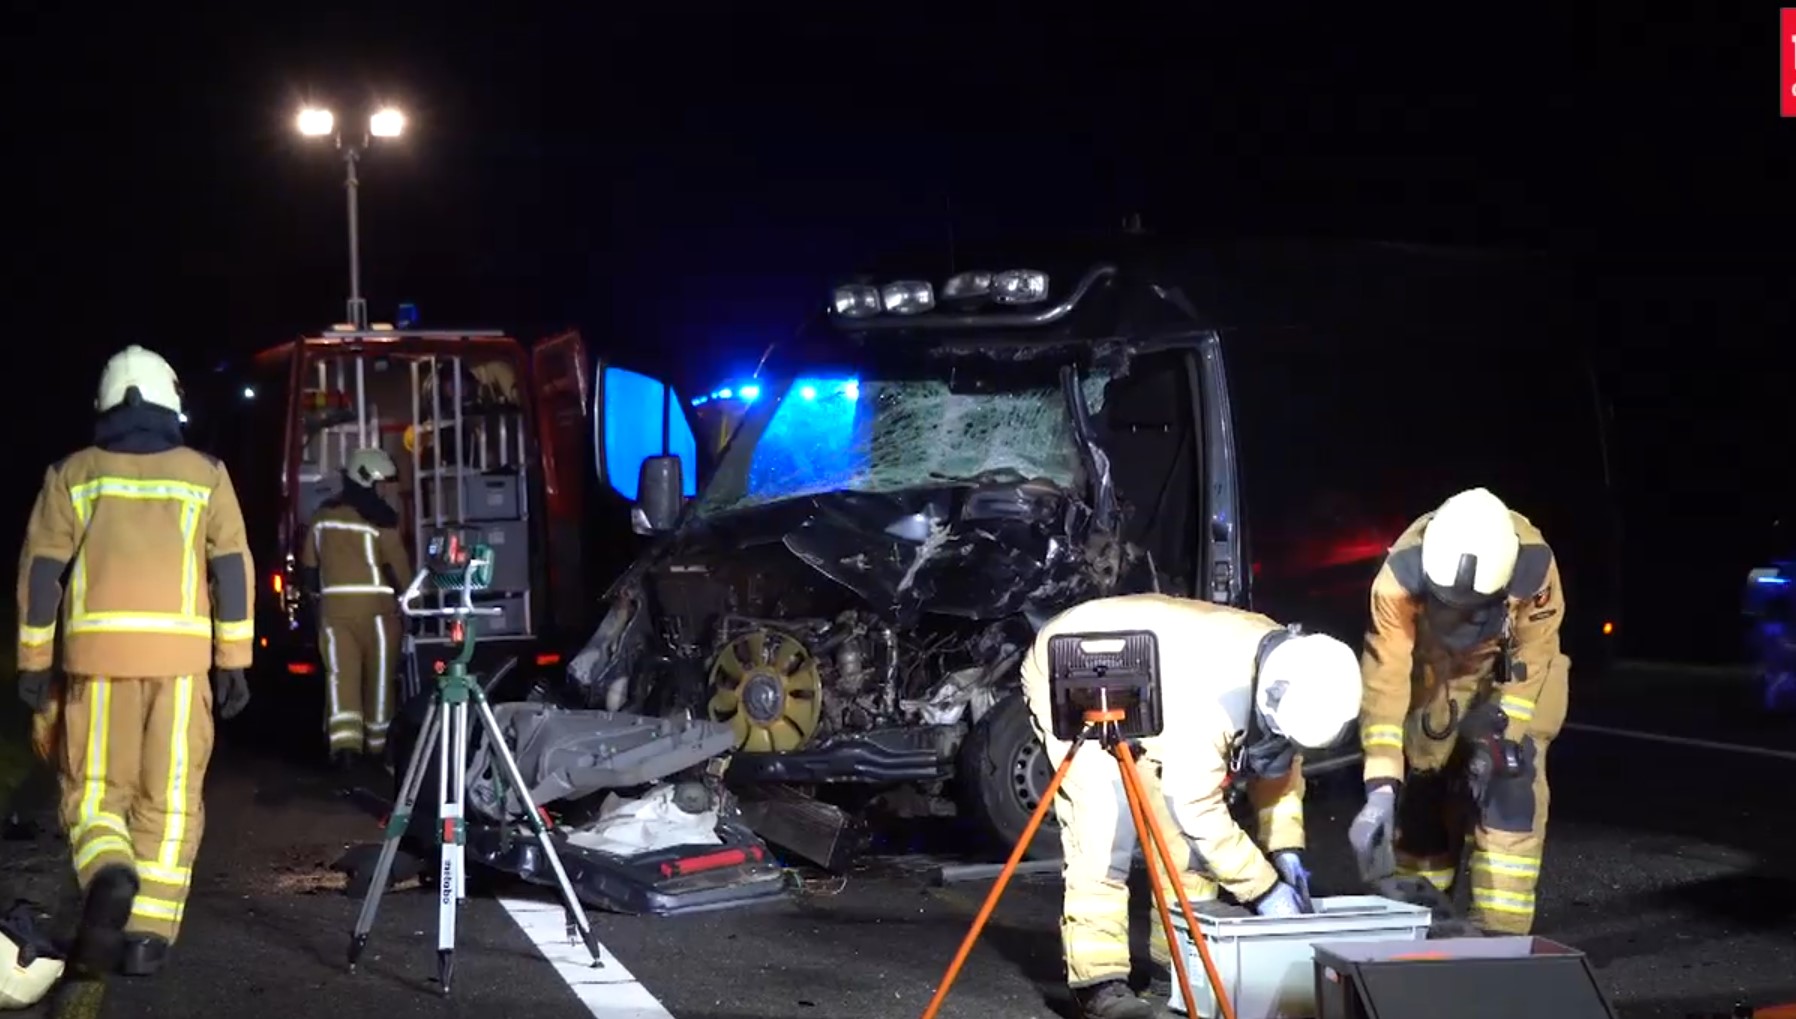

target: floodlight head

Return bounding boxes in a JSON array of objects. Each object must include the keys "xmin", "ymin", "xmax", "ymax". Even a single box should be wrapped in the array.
[
  {"xmin": 1046, "ymin": 630, "xmax": 1164, "ymax": 742},
  {"xmin": 369, "ymin": 107, "xmax": 406, "ymax": 138},
  {"xmin": 297, "ymin": 107, "xmax": 335, "ymax": 137}
]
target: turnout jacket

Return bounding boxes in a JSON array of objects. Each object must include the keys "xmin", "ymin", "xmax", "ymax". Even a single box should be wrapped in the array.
[
  {"xmin": 1020, "ymin": 594, "xmax": 1309, "ymax": 905},
  {"xmin": 16, "ymin": 445, "xmax": 256, "ymax": 679},
  {"xmin": 300, "ymin": 491, "xmax": 412, "ymax": 621},
  {"xmin": 1359, "ymin": 509, "xmax": 1564, "ymax": 786}
]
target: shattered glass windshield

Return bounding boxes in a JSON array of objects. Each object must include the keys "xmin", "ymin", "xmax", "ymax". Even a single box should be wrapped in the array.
[{"xmin": 695, "ymin": 372, "xmax": 1110, "ymax": 516}]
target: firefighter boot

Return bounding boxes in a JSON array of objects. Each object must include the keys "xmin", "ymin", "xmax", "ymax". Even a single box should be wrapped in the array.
[
  {"xmin": 1148, "ymin": 962, "xmax": 1172, "ymax": 999},
  {"xmin": 1072, "ymin": 980, "xmax": 1156, "ymax": 1019},
  {"xmin": 69, "ymin": 864, "xmax": 139, "ymax": 977},
  {"xmin": 120, "ymin": 933, "xmax": 170, "ymax": 977}
]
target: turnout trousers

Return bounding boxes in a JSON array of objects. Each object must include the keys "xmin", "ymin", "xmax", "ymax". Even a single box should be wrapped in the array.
[
  {"xmin": 1393, "ymin": 653, "xmax": 1570, "ymax": 934},
  {"xmin": 318, "ymin": 611, "xmax": 398, "ymax": 756},
  {"xmin": 51, "ymin": 675, "xmax": 214, "ymax": 945},
  {"xmin": 1038, "ymin": 732, "xmax": 1300, "ymax": 987}
]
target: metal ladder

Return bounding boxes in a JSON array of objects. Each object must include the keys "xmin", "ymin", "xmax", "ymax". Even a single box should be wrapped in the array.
[
  {"xmin": 297, "ymin": 356, "xmax": 380, "ymax": 506},
  {"xmin": 407, "ymin": 352, "xmax": 532, "ymax": 644}
]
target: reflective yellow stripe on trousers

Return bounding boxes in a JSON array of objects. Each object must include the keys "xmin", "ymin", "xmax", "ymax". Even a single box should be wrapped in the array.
[
  {"xmin": 73, "ymin": 683, "xmax": 132, "ymax": 876},
  {"xmin": 367, "ymin": 615, "xmax": 391, "ymax": 746},
  {"xmin": 1395, "ymin": 859, "xmax": 1457, "ymax": 892},
  {"xmin": 133, "ymin": 676, "xmax": 199, "ymax": 928},
  {"xmin": 1471, "ymin": 848, "xmax": 1541, "ymax": 881},
  {"xmin": 154, "ymin": 676, "xmax": 199, "ymax": 874},
  {"xmin": 67, "ymin": 479, "xmax": 213, "ymax": 639},
  {"xmin": 1471, "ymin": 887, "xmax": 1537, "ymax": 917},
  {"xmin": 322, "ymin": 626, "xmax": 363, "ymax": 749}
]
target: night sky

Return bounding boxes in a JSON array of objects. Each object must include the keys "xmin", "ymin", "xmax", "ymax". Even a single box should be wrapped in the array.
[{"xmin": 4, "ymin": 8, "xmax": 1790, "ymax": 660}]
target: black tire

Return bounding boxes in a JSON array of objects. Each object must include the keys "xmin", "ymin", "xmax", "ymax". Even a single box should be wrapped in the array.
[{"xmin": 958, "ymin": 692, "xmax": 1063, "ymax": 861}]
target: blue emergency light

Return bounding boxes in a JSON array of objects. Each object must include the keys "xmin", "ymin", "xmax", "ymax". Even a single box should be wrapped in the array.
[
  {"xmin": 396, "ymin": 303, "xmax": 418, "ymax": 328},
  {"xmin": 690, "ymin": 377, "xmax": 859, "ymax": 407}
]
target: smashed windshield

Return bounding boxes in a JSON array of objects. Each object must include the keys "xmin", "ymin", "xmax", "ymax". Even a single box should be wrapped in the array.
[{"xmin": 695, "ymin": 373, "xmax": 1110, "ymax": 516}]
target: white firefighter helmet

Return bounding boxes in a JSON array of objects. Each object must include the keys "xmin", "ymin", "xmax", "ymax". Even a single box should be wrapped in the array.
[
  {"xmin": 96, "ymin": 344, "xmax": 183, "ymax": 415},
  {"xmin": 1256, "ymin": 631, "xmax": 1362, "ymax": 750},
  {"xmin": 0, "ymin": 921, "xmax": 63, "ymax": 1010},
  {"xmin": 1421, "ymin": 487, "xmax": 1520, "ymax": 605},
  {"xmin": 345, "ymin": 447, "xmax": 398, "ymax": 488}
]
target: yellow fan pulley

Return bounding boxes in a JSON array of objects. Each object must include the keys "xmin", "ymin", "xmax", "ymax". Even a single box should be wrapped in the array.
[{"xmin": 706, "ymin": 629, "xmax": 823, "ymax": 753}]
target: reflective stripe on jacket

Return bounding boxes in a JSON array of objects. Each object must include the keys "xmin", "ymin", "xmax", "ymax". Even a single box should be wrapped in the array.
[
  {"xmin": 15, "ymin": 447, "xmax": 256, "ymax": 677},
  {"xmin": 301, "ymin": 502, "xmax": 410, "ymax": 619},
  {"xmin": 1359, "ymin": 509, "xmax": 1561, "ymax": 784}
]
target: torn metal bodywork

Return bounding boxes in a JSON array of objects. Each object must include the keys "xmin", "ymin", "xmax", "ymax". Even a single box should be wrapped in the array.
[
  {"xmin": 440, "ymin": 701, "xmax": 790, "ymax": 916},
  {"xmin": 465, "ymin": 703, "xmax": 737, "ymax": 818},
  {"xmin": 561, "ymin": 335, "xmax": 1161, "ymax": 867},
  {"xmin": 553, "ymin": 244, "xmax": 1617, "ymax": 864},
  {"xmin": 569, "ymin": 476, "xmax": 1138, "ymax": 759}
]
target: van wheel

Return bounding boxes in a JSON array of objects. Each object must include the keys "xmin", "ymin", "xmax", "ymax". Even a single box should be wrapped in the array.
[{"xmin": 958, "ymin": 692, "xmax": 1062, "ymax": 861}]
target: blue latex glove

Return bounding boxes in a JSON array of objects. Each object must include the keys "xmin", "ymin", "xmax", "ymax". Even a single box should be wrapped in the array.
[
  {"xmin": 1253, "ymin": 882, "xmax": 1305, "ymax": 917},
  {"xmin": 1272, "ymin": 851, "xmax": 1313, "ymax": 911}
]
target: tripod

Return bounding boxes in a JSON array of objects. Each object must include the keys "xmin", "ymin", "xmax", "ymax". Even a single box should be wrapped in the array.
[
  {"xmin": 346, "ymin": 545, "xmax": 604, "ymax": 993},
  {"xmin": 920, "ymin": 707, "xmax": 1239, "ymax": 1019}
]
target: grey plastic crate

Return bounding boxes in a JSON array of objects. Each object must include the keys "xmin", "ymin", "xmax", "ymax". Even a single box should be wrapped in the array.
[
  {"xmin": 474, "ymin": 593, "xmax": 529, "ymax": 636},
  {"xmin": 1169, "ymin": 895, "xmax": 1432, "ymax": 1019},
  {"xmin": 460, "ymin": 470, "xmax": 522, "ymax": 521},
  {"xmin": 419, "ymin": 470, "xmax": 521, "ymax": 522}
]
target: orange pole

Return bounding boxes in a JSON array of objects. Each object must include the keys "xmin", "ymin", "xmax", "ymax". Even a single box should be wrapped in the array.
[
  {"xmin": 1116, "ymin": 739, "xmax": 1239, "ymax": 1019},
  {"xmin": 1114, "ymin": 738, "xmax": 1207, "ymax": 1019},
  {"xmin": 919, "ymin": 734, "xmax": 1085, "ymax": 1019}
]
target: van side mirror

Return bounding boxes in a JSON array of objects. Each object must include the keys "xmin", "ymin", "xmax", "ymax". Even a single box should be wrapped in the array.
[{"xmin": 632, "ymin": 455, "xmax": 684, "ymax": 535}]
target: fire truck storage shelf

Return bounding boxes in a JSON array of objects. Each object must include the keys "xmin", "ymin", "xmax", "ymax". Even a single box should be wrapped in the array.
[{"xmin": 297, "ymin": 347, "xmax": 536, "ymax": 644}]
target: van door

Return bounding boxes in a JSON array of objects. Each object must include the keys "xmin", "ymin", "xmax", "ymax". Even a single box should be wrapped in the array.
[
  {"xmin": 1093, "ymin": 348, "xmax": 1207, "ymax": 595},
  {"xmin": 1195, "ymin": 332, "xmax": 1247, "ymax": 607},
  {"xmin": 575, "ymin": 353, "xmax": 702, "ymax": 603},
  {"xmin": 531, "ymin": 330, "xmax": 593, "ymax": 633}
]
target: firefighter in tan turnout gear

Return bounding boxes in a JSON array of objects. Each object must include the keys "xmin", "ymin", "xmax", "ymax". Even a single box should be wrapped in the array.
[
  {"xmin": 300, "ymin": 447, "xmax": 412, "ymax": 769},
  {"xmin": 1021, "ymin": 593, "xmax": 1364, "ymax": 1019},
  {"xmin": 1349, "ymin": 487, "xmax": 1569, "ymax": 935},
  {"xmin": 14, "ymin": 344, "xmax": 255, "ymax": 980}
]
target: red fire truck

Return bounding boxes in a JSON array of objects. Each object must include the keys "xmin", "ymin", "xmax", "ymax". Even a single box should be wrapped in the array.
[{"xmin": 190, "ymin": 325, "xmax": 608, "ymax": 727}]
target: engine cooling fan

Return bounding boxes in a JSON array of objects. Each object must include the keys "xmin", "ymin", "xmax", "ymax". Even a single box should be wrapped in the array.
[{"xmin": 706, "ymin": 629, "xmax": 824, "ymax": 753}]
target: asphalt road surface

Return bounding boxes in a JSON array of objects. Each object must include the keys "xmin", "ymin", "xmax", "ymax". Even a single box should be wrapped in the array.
[{"xmin": 2, "ymin": 662, "xmax": 1793, "ymax": 1019}]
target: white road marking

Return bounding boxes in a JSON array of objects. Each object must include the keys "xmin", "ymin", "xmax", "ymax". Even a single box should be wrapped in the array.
[
  {"xmin": 500, "ymin": 895, "xmax": 676, "ymax": 1018},
  {"xmin": 1564, "ymin": 722, "xmax": 1796, "ymax": 762}
]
